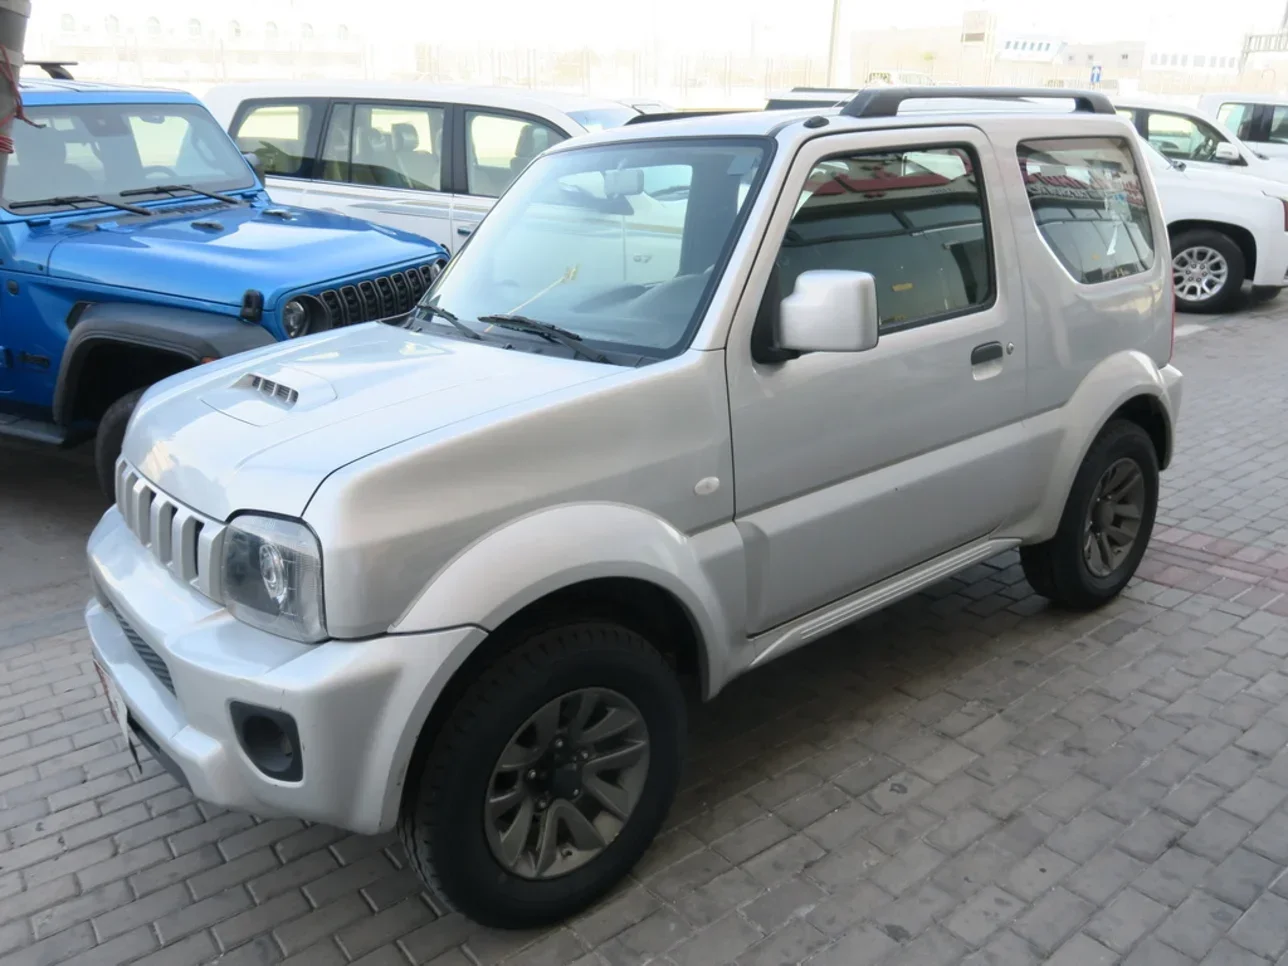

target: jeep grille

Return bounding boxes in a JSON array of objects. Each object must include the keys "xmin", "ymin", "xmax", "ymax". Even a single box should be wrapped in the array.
[
  {"xmin": 115, "ymin": 462, "xmax": 224, "ymax": 602},
  {"xmin": 315, "ymin": 260, "xmax": 445, "ymax": 327}
]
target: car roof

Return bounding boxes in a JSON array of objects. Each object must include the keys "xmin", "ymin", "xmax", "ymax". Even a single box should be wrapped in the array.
[
  {"xmin": 1199, "ymin": 92, "xmax": 1288, "ymax": 106},
  {"xmin": 17, "ymin": 77, "xmax": 195, "ymax": 104},
  {"xmin": 202, "ymin": 81, "xmax": 630, "ymax": 117},
  {"xmin": 558, "ymin": 98, "xmax": 1130, "ymax": 151}
]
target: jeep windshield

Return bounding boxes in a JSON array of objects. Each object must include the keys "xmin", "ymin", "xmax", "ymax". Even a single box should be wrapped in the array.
[
  {"xmin": 413, "ymin": 137, "xmax": 768, "ymax": 358},
  {"xmin": 5, "ymin": 103, "xmax": 255, "ymax": 209}
]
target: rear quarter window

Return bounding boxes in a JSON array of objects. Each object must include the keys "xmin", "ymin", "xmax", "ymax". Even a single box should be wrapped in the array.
[{"xmin": 1017, "ymin": 137, "xmax": 1155, "ymax": 284}]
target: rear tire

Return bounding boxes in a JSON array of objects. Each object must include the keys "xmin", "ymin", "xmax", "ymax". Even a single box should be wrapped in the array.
[
  {"xmin": 94, "ymin": 388, "xmax": 146, "ymax": 498},
  {"xmin": 1020, "ymin": 420, "xmax": 1159, "ymax": 610},
  {"xmin": 398, "ymin": 619, "xmax": 685, "ymax": 929},
  {"xmin": 1171, "ymin": 229, "xmax": 1244, "ymax": 313}
]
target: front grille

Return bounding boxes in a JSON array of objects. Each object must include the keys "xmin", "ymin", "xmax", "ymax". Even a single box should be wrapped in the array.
[
  {"xmin": 313, "ymin": 259, "xmax": 446, "ymax": 327},
  {"xmin": 107, "ymin": 603, "xmax": 176, "ymax": 696},
  {"xmin": 115, "ymin": 462, "xmax": 225, "ymax": 602}
]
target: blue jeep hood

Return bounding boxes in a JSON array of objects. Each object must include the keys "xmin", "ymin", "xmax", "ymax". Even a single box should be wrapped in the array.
[{"xmin": 43, "ymin": 204, "xmax": 440, "ymax": 307}]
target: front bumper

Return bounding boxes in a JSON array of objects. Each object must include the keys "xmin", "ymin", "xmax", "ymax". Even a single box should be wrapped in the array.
[{"xmin": 87, "ymin": 505, "xmax": 484, "ymax": 834}]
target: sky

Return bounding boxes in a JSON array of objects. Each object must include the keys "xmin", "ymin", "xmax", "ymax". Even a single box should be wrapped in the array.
[{"xmin": 29, "ymin": 0, "xmax": 1288, "ymax": 56}]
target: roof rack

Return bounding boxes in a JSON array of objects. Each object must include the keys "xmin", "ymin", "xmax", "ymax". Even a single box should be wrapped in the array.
[
  {"xmin": 27, "ymin": 60, "xmax": 77, "ymax": 79},
  {"xmin": 840, "ymin": 86, "xmax": 1114, "ymax": 118},
  {"xmin": 624, "ymin": 109, "xmax": 749, "ymax": 125}
]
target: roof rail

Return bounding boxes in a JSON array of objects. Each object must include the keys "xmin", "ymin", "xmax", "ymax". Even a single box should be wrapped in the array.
[
  {"xmin": 790, "ymin": 86, "xmax": 858, "ymax": 94},
  {"xmin": 840, "ymin": 86, "xmax": 1115, "ymax": 118},
  {"xmin": 27, "ymin": 60, "xmax": 77, "ymax": 79},
  {"xmin": 624, "ymin": 109, "xmax": 750, "ymax": 125}
]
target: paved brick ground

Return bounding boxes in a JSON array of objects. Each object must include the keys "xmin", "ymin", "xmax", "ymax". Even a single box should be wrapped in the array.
[{"xmin": 5, "ymin": 305, "xmax": 1288, "ymax": 965}]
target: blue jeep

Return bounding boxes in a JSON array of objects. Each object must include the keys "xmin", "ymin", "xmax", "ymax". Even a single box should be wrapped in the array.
[{"xmin": 0, "ymin": 78, "xmax": 447, "ymax": 493}]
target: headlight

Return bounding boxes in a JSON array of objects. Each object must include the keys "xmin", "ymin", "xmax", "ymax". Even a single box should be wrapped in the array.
[
  {"xmin": 221, "ymin": 514, "xmax": 326, "ymax": 643},
  {"xmin": 281, "ymin": 296, "xmax": 329, "ymax": 339},
  {"xmin": 282, "ymin": 300, "xmax": 307, "ymax": 338}
]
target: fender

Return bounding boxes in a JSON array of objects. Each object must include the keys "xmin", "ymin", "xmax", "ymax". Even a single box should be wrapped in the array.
[
  {"xmin": 391, "ymin": 503, "xmax": 743, "ymax": 692},
  {"xmin": 53, "ymin": 303, "xmax": 276, "ymax": 425},
  {"xmin": 1010, "ymin": 349, "xmax": 1179, "ymax": 544}
]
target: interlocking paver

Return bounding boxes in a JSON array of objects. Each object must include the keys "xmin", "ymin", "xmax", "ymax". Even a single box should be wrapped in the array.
[{"xmin": 8, "ymin": 318, "xmax": 1288, "ymax": 962}]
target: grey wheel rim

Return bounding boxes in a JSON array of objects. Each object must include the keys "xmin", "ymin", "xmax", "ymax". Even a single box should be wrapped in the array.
[
  {"xmin": 484, "ymin": 688, "xmax": 650, "ymax": 880},
  {"xmin": 1083, "ymin": 457, "xmax": 1146, "ymax": 578},
  {"xmin": 1173, "ymin": 246, "xmax": 1229, "ymax": 303}
]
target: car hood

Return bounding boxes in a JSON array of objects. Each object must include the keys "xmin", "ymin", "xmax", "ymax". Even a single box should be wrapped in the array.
[
  {"xmin": 43, "ymin": 203, "xmax": 438, "ymax": 307},
  {"xmin": 123, "ymin": 323, "xmax": 618, "ymax": 521}
]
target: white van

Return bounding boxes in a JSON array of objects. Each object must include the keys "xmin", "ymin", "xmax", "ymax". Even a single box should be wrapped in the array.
[
  {"xmin": 203, "ymin": 83, "xmax": 648, "ymax": 252},
  {"xmin": 1198, "ymin": 93, "xmax": 1288, "ymax": 160}
]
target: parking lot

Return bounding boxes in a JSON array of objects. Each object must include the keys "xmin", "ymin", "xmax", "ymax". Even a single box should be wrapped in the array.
[{"xmin": 0, "ymin": 299, "xmax": 1284, "ymax": 965}]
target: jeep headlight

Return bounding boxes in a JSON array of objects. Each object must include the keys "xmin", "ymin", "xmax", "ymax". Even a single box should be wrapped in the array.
[
  {"xmin": 281, "ymin": 296, "xmax": 329, "ymax": 339},
  {"xmin": 221, "ymin": 515, "xmax": 326, "ymax": 643}
]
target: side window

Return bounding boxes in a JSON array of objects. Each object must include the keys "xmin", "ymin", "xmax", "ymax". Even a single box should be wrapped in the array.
[
  {"xmin": 1144, "ymin": 112, "xmax": 1229, "ymax": 163},
  {"xmin": 350, "ymin": 103, "xmax": 445, "ymax": 190},
  {"xmin": 1269, "ymin": 106, "xmax": 1288, "ymax": 144},
  {"xmin": 232, "ymin": 101, "xmax": 314, "ymax": 177},
  {"xmin": 778, "ymin": 146, "xmax": 993, "ymax": 330},
  {"xmin": 1017, "ymin": 137, "xmax": 1155, "ymax": 284},
  {"xmin": 465, "ymin": 111, "xmax": 566, "ymax": 198},
  {"xmin": 1217, "ymin": 102, "xmax": 1254, "ymax": 140}
]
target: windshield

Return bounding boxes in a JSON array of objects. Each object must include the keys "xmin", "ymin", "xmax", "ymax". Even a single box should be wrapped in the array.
[
  {"xmin": 5, "ymin": 103, "xmax": 255, "ymax": 207},
  {"xmin": 417, "ymin": 138, "xmax": 768, "ymax": 357},
  {"xmin": 566, "ymin": 108, "xmax": 639, "ymax": 132}
]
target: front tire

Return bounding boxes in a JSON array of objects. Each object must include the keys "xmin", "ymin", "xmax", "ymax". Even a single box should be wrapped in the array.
[
  {"xmin": 94, "ymin": 388, "xmax": 146, "ymax": 498},
  {"xmin": 1020, "ymin": 420, "xmax": 1159, "ymax": 610},
  {"xmin": 1172, "ymin": 229, "xmax": 1244, "ymax": 313},
  {"xmin": 398, "ymin": 620, "xmax": 685, "ymax": 929}
]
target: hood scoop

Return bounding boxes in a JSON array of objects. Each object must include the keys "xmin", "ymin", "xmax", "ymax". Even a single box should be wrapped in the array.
[
  {"xmin": 244, "ymin": 373, "xmax": 300, "ymax": 406},
  {"xmin": 201, "ymin": 365, "xmax": 337, "ymax": 427}
]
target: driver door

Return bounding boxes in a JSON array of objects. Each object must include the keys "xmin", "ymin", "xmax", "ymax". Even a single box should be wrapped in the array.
[{"xmin": 726, "ymin": 126, "xmax": 1034, "ymax": 633}]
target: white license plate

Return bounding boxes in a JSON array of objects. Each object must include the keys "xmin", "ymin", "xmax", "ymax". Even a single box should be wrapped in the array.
[{"xmin": 94, "ymin": 660, "xmax": 131, "ymax": 747}]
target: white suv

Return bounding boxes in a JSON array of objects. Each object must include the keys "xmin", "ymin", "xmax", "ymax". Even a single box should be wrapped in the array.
[
  {"xmin": 88, "ymin": 87, "xmax": 1182, "ymax": 929},
  {"xmin": 203, "ymin": 82, "xmax": 648, "ymax": 251}
]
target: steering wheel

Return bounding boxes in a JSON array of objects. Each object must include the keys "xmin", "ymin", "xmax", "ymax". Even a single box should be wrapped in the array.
[{"xmin": 141, "ymin": 166, "xmax": 178, "ymax": 180}]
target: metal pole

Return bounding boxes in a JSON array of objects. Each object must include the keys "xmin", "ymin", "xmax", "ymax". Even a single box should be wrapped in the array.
[
  {"xmin": 0, "ymin": 0, "xmax": 29, "ymax": 200},
  {"xmin": 825, "ymin": 0, "xmax": 842, "ymax": 85}
]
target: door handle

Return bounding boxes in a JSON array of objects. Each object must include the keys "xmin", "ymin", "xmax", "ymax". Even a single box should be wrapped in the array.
[
  {"xmin": 970, "ymin": 341, "xmax": 1004, "ymax": 366},
  {"xmin": 457, "ymin": 226, "xmax": 474, "ymax": 237}
]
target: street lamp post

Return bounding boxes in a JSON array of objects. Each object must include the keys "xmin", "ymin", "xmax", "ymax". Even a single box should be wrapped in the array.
[{"xmin": 826, "ymin": 0, "xmax": 842, "ymax": 85}]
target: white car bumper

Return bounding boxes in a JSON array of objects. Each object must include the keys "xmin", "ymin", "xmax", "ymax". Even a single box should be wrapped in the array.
[{"xmin": 86, "ymin": 506, "xmax": 484, "ymax": 835}]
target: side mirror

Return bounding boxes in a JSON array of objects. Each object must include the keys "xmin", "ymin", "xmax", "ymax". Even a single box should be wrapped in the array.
[
  {"xmin": 1214, "ymin": 141, "xmax": 1242, "ymax": 163},
  {"xmin": 777, "ymin": 270, "xmax": 881, "ymax": 353},
  {"xmin": 242, "ymin": 151, "xmax": 266, "ymax": 181}
]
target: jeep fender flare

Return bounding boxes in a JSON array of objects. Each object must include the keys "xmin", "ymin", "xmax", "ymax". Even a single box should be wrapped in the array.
[
  {"xmin": 54, "ymin": 303, "xmax": 276, "ymax": 425},
  {"xmin": 1011, "ymin": 349, "xmax": 1178, "ymax": 544},
  {"xmin": 391, "ymin": 502, "xmax": 733, "ymax": 656}
]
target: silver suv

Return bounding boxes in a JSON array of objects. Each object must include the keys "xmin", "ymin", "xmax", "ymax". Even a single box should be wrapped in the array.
[{"xmin": 87, "ymin": 87, "xmax": 1183, "ymax": 928}]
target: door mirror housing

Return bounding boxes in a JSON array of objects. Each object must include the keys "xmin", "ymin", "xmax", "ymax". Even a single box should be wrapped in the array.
[
  {"xmin": 1214, "ymin": 141, "xmax": 1242, "ymax": 163},
  {"xmin": 242, "ymin": 151, "xmax": 266, "ymax": 181},
  {"xmin": 777, "ymin": 270, "xmax": 881, "ymax": 353}
]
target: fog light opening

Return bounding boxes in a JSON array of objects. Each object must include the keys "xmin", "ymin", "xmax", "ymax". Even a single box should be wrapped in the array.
[{"xmin": 231, "ymin": 702, "xmax": 302, "ymax": 782}]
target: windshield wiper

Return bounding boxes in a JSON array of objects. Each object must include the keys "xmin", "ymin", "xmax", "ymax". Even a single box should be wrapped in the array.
[
  {"xmin": 120, "ymin": 183, "xmax": 245, "ymax": 204},
  {"xmin": 477, "ymin": 314, "xmax": 610, "ymax": 363},
  {"xmin": 9, "ymin": 195, "xmax": 152, "ymax": 216},
  {"xmin": 415, "ymin": 303, "xmax": 483, "ymax": 341}
]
